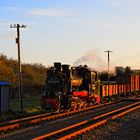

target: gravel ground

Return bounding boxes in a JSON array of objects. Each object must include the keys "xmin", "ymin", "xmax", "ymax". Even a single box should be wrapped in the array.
[{"xmin": 72, "ymin": 108, "xmax": 140, "ymax": 140}]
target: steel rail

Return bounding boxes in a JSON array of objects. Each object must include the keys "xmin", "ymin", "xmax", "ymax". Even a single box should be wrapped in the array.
[
  {"xmin": 32, "ymin": 101, "xmax": 140, "ymax": 140},
  {"xmin": 0, "ymin": 100, "xmax": 122, "ymax": 132},
  {"xmin": 58, "ymin": 105, "xmax": 140, "ymax": 140}
]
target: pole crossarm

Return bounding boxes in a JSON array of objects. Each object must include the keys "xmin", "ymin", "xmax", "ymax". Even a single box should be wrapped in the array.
[
  {"xmin": 10, "ymin": 24, "xmax": 26, "ymax": 28},
  {"xmin": 104, "ymin": 50, "xmax": 113, "ymax": 62}
]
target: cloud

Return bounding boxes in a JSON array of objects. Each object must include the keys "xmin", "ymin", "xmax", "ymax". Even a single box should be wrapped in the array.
[
  {"xmin": 0, "ymin": 6, "xmax": 18, "ymax": 11},
  {"xmin": 0, "ymin": 20, "xmax": 8, "ymax": 23},
  {"xmin": 0, "ymin": 32, "xmax": 15, "ymax": 39},
  {"xmin": 84, "ymin": 21, "xmax": 113, "ymax": 28},
  {"xmin": 104, "ymin": 0, "xmax": 121, "ymax": 7},
  {"xmin": 103, "ymin": 0, "xmax": 139, "ymax": 7},
  {"xmin": 27, "ymin": 8, "xmax": 71, "ymax": 17}
]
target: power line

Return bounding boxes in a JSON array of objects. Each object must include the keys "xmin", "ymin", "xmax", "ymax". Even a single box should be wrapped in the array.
[{"xmin": 10, "ymin": 24, "xmax": 26, "ymax": 111}]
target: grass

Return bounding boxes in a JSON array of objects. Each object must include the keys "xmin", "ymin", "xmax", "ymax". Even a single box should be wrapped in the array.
[
  {"xmin": 10, "ymin": 95, "xmax": 42, "ymax": 113},
  {"xmin": 0, "ymin": 95, "xmax": 43, "ymax": 122}
]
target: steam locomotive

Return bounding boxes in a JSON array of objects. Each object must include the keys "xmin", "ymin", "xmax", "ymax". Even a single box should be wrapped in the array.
[{"xmin": 41, "ymin": 62, "xmax": 140, "ymax": 111}]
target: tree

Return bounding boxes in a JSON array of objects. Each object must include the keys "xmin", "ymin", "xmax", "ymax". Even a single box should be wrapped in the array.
[
  {"xmin": 0, "ymin": 54, "xmax": 47, "ymax": 98},
  {"xmin": 124, "ymin": 66, "xmax": 131, "ymax": 84},
  {"xmin": 115, "ymin": 66, "xmax": 131, "ymax": 84}
]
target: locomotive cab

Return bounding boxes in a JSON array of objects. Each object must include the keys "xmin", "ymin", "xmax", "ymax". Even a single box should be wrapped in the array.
[{"xmin": 73, "ymin": 66, "xmax": 100, "ymax": 104}]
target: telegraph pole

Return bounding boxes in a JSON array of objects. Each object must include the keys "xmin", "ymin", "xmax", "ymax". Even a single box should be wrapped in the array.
[
  {"xmin": 10, "ymin": 24, "xmax": 26, "ymax": 111},
  {"xmin": 105, "ymin": 50, "xmax": 113, "ymax": 97}
]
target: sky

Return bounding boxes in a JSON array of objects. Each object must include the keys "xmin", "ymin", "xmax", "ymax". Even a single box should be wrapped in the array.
[{"xmin": 0, "ymin": 0, "xmax": 140, "ymax": 72}]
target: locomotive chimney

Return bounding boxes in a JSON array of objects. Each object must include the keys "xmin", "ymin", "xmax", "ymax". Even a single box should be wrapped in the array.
[
  {"xmin": 62, "ymin": 64, "xmax": 71, "ymax": 78},
  {"xmin": 54, "ymin": 62, "xmax": 61, "ymax": 72},
  {"xmin": 62, "ymin": 64, "xmax": 70, "ymax": 72}
]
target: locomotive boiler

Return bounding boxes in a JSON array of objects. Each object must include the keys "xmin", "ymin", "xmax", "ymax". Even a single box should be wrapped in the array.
[{"xmin": 41, "ymin": 62, "xmax": 100, "ymax": 111}]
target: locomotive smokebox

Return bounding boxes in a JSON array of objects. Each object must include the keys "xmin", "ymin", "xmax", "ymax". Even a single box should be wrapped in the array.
[{"xmin": 54, "ymin": 62, "xmax": 61, "ymax": 72}]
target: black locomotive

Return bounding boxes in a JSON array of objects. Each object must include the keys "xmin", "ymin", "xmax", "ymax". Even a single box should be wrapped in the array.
[{"xmin": 41, "ymin": 62, "xmax": 100, "ymax": 111}]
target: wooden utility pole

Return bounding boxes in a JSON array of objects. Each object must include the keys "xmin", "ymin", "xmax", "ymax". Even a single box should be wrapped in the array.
[
  {"xmin": 105, "ymin": 50, "xmax": 113, "ymax": 97},
  {"xmin": 10, "ymin": 24, "xmax": 26, "ymax": 111}
]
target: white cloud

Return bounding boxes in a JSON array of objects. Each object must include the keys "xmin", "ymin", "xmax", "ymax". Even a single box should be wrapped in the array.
[
  {"xmin": 0, "ymin": 32, "xmax": 15, "ymax": 39},
  {"xmin": 27, "ymin": 8, "xmax": 71, "ymax": 17},
  {"xmin": 84, "ymin": 21, "xmax": 113, "ymax": 28},
  {"xmin": 0, "ymin": 6, "xmax": 18, "ymax": 11},
  {"xmin": 103, "ymin": 0, "xmax": 140, "ymax": 7}
]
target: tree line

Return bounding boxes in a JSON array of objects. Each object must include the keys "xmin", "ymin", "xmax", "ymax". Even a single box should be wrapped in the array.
[
  {"xmin": 0, "ymin": 54, "xmax": 47, "ymax": 98},
  {"xmin": 100, "ymin": 66, "xmax": 133, "ymax": 84}
]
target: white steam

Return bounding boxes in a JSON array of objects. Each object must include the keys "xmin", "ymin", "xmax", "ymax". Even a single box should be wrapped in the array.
[{"xmin": 73, "ymin": 49, "xmax": 106, "ymax": 71}]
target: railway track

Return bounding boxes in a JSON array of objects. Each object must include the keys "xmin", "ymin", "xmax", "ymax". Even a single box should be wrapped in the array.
[
  {"xmin": 32, "ymin": 101, "xmax": 140, "ymax": 140},
  {"xmin": 1, "ymin": 98, "xmax": 140, "ymax": 140},
  {"xmin": 0, "ymin": 100, "xmax": 122, "ymax": 133}
]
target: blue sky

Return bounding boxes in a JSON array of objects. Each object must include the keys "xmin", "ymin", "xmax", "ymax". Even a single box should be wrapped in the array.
[{"xmin": 0, "ymin": 0, "xmax": 140, "ymax": 71}]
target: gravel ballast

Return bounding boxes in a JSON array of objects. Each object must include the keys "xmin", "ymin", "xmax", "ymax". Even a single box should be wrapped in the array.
[{"xmin": 72, "ymin": 108, "xmax": 140, "ymax": 140}]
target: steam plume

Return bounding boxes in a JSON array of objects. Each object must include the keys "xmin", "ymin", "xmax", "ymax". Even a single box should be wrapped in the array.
[{"xmin": 73, "ymin": 48, "xmax": 106, "ymax": 71}]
